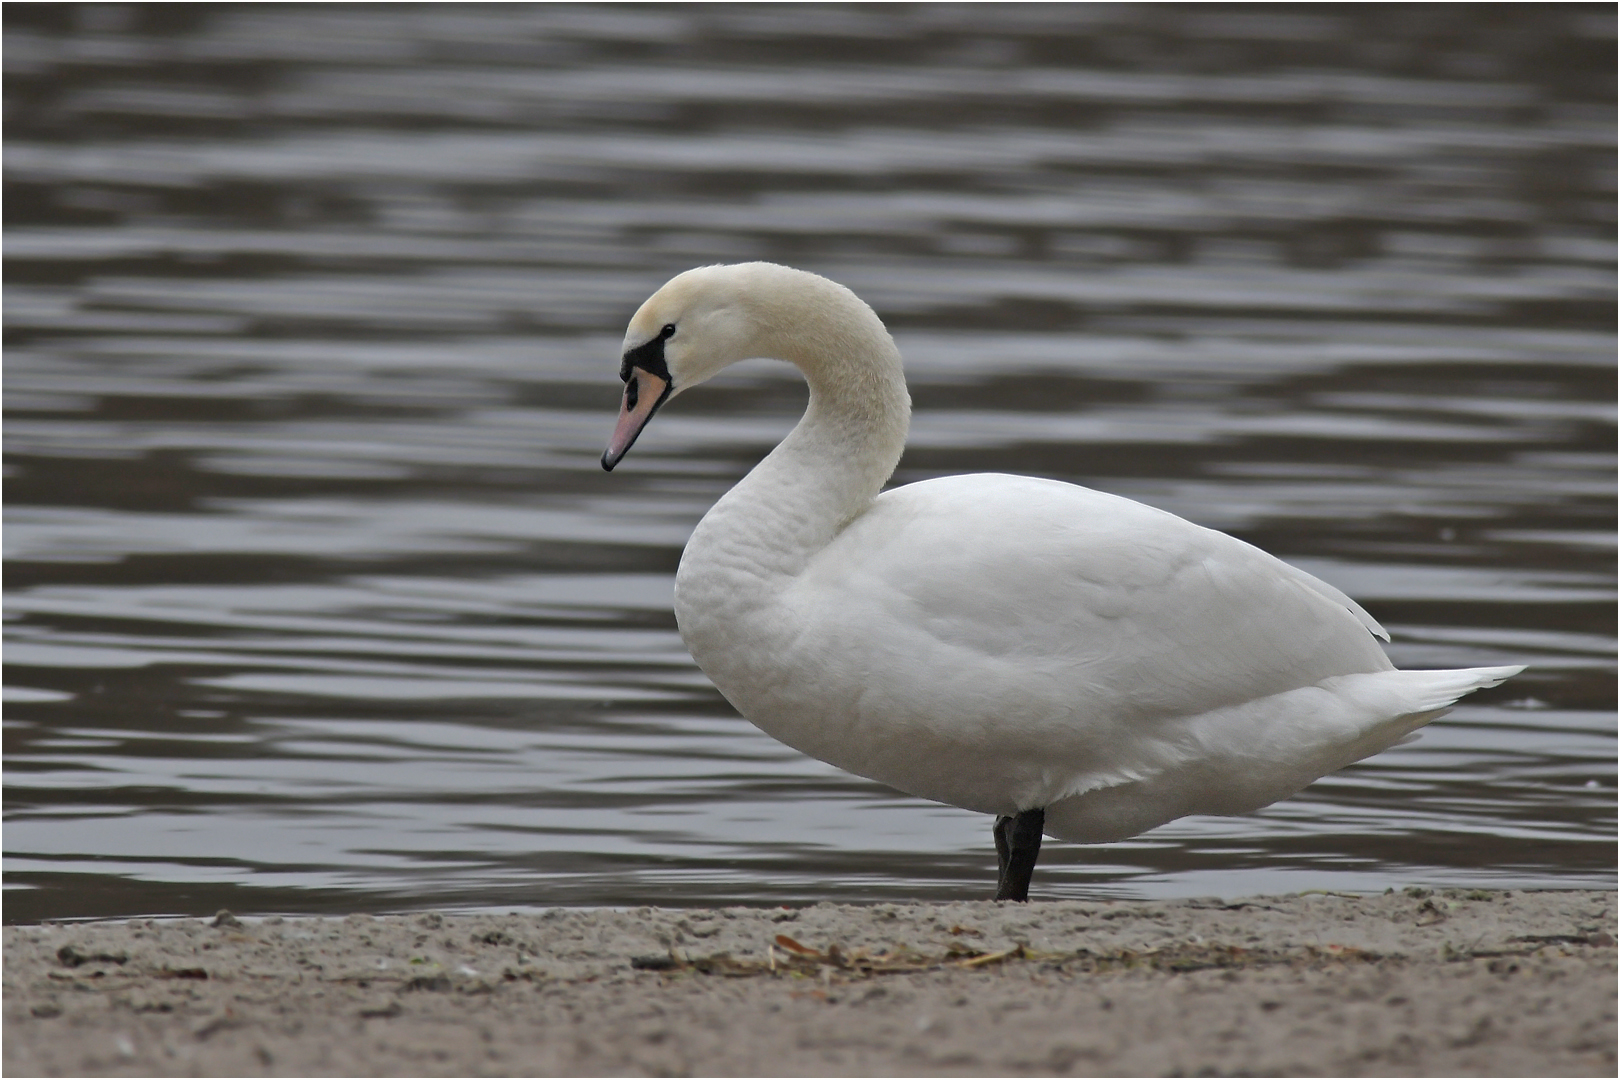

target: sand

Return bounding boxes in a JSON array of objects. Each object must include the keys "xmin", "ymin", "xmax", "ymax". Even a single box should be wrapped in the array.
[{"xmin": 3, "ymin": 888, "xmax": 1614, "ymax": 1077}]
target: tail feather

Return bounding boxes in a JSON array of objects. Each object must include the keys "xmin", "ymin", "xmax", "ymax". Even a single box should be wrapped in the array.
[
  {"xmin": 1043, "ymin": 663, "xmax": 1527, "ymax": 843},
  {"xmin": 1312, "ymin": 663, "xmax": 1527, "ymax": 768},
  {"xmin": 1332, "ymin": 663, "xmax": 1527, "ymax": 757},
  {"xmin": 1393, "ymin": 664, "xmax": 1525, "ymax": 716}
]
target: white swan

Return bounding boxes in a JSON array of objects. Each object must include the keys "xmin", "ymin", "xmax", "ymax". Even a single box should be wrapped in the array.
[{"xmin": 601, "ymin": 262, "xmax": 1523, "ymax": 901}]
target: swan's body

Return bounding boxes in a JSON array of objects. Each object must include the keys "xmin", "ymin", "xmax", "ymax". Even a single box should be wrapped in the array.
[{"xmin": 602, "ymin": 262, "xmax": 1522, "ymax": 897}]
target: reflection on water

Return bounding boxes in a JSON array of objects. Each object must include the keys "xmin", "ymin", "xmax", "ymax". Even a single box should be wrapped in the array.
[{"xmin": 4, "ymin": 5, "xmax": 1614, "ymax": 923}]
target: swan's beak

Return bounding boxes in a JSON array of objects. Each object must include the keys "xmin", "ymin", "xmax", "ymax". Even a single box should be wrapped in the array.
[{"xmin": 601, "ymin": 367, "xmax": 670, "ymax": 471}]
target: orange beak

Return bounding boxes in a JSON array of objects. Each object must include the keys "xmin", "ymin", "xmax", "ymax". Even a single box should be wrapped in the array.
[{"xmin": 601, "ymin": 368, "xmax": 670, "ymax": 471}]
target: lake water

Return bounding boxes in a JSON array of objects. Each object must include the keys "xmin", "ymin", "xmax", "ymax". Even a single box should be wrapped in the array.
[{"xmin": 4, "ymin": 5, "xmax": 1614, "ymax": 924}]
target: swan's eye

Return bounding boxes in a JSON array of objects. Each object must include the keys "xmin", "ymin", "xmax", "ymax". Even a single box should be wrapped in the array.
[{"xmin": 660, "ymin": 323, "xmax": 676, "ymax": 339}]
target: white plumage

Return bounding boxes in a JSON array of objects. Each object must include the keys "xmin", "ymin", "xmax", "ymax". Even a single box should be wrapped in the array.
[{"xmin": 602, "ymin": 262, "xmax": 1522, "ymax": 897}]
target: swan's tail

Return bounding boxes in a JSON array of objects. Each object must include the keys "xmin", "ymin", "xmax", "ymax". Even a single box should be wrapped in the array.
[
  {"xmin": 1223, "ymin": 663, "xmax": 1530, "ymax": 785},
  {"xmin": 1386, "ymin": 663, "xmax": 1525, "ymax": 717},
  {"xmin": 1044, "ymin": 663, "xmax": 1527, "ymax": 842},
  {"xmin": 1340, "ymin": 663, "xmax": 1526, "ymax": 752}
]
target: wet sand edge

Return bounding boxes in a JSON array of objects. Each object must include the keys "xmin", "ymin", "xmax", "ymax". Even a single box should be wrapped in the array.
[{"xmin": 5, "ymin": 889, "xmax": 1615, "ymax": 1076}]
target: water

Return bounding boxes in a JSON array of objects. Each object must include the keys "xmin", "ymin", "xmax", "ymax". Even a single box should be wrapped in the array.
[{"xmin": 4, "ymin": 5, "xmax": 1613, "ymax": 924}]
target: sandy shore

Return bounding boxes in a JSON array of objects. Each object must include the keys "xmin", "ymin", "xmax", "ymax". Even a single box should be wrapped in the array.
[{"xmin": 4, "ymin": 888, "xmax": 1614, "ymax": 1077}]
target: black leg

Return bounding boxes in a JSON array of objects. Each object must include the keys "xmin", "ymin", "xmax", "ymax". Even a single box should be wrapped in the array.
[
  {"xmin": 993, "ymin": 814, "xmax": 1012, "ymax": 883},
  {"xmin": 992, "ymin": 808, "xmax": 1045, "ymax": 902}
]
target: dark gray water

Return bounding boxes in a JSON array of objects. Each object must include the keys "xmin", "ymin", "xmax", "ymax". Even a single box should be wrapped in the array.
[{"xmin": 5, "ymin": 5, "xmax": 1614, "ymax": 924}]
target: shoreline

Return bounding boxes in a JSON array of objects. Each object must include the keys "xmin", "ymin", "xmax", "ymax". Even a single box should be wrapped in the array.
[{"xmin": 5, "ymin": 888, "xmax": 1614, "ymax": 1076}]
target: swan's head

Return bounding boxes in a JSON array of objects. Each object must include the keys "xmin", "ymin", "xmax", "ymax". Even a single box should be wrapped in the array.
[{"xmin": 602, "ymin": 263, "xmax": 825, "ymax": 471}]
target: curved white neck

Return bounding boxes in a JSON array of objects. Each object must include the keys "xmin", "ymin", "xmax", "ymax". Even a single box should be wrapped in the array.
[{"xmin": 682, "ymin": 291, "xmax": 910, "ymax": 586}]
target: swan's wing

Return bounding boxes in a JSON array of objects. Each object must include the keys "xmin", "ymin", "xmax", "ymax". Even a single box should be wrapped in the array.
[
  {"xmin": 801, "ymin": 473, "xmax": 1393, "ymax": 730},
  {"xmin": 1272, "ymin": 560, "xmax": 1388, "ymax": 641},
  {"xmin": 770, "ymin": 473, "xmax": 1485, "ymax": 820}
]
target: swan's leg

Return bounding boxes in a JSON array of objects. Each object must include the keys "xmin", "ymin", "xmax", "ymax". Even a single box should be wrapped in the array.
[
  {"xmin": 992, "ymin": 808, "xmax": 1045, "ymax": 902},
  {"xmin": 993, "ymin": 813, "xmax": 1012, "ymax": 881}
]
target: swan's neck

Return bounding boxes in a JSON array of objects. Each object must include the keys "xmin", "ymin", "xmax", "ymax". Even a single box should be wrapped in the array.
[{"xmin": 684, "ymin": 299, "xmax": 910, "ymax": 588}]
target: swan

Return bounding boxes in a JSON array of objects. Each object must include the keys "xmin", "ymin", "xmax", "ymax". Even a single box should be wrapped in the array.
[{"xmin": 600, "ymin": 262, "xmax": 1523, "ymax": 902}]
